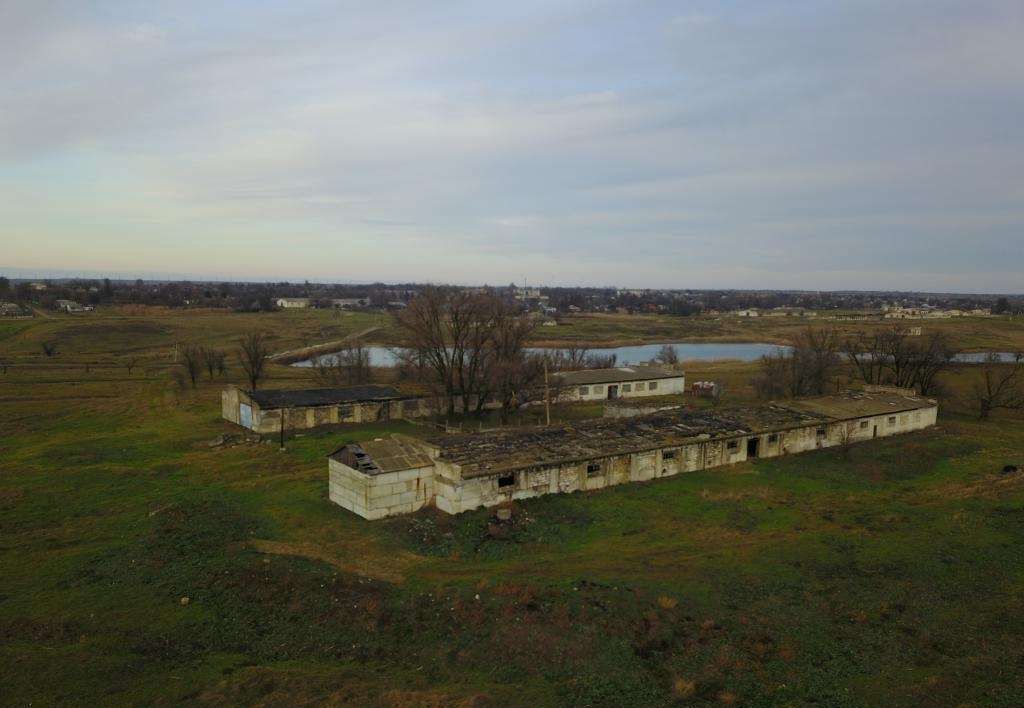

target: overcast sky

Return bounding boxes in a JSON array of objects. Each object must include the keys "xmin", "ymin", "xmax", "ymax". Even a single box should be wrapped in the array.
[{"xmin": 2, "ymin": 1, "xmax": 1022, "ymax": 292}]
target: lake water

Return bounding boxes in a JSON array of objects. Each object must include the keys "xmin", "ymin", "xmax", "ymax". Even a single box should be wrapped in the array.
[
  {"xmin": 293, "ymin": 341, "xmax": 790, "ymax": 368},
  {"xmin": 292, "ymin": 343, "xmax": 1019, "ymax": 368}
]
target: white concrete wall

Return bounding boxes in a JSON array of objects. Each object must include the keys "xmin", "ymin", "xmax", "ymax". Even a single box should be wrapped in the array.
[
  {"xmin": 562, "ymin": 375, "xmax": 686, "ymax": 403},
  {"xmin": 328, "ymin": 458, "xmax": 435, "ymax": 520}
]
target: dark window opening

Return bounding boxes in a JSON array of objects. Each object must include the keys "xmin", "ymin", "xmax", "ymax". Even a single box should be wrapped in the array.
[
  {"xmin": 727, "ymin": 440, "xmax": 739, "ymax": 451},
  {"xmin": 338, "ymin": 405, "xmax": 354, "ymax": 418},
  {"xmin": 586, "ymin": 462, "xmax": 602, "ymax": 477},
  {"xmin": 767, "ymin": 434, "xmax": 778, "ymax": 443},
  {"xmin": 746, "ymin": 437, "xmax": 760, "ymax": 458},
  {"xmin": 816, "ymin": 426, "xmax": 826, "ymax": 437},
  {"xmin": 662, "ymin": 450, "xmax": 676, "ymax": 460},
  {"xmin": 498, "ymin": 473, "xmax": 515, "ymax": 488}
]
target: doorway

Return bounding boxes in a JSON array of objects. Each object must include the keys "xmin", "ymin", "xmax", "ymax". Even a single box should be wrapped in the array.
[
  {"xmin": 607, "ymin": 385, "xmax": 619, "ymax": 400},
  {"xmin": 872, "ymin": 425, "xmax": 878, "ymax": 438},
  {"xmin": 746, "ymin": 437, "xmax": 760, "ymax": 458}
]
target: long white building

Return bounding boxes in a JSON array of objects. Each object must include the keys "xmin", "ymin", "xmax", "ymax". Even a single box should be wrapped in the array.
[{"xmin": 328, "ymin": 390, "xmax": 939, "ymax": 520}]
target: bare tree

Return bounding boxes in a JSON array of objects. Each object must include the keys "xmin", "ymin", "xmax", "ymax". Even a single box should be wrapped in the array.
[
  {"xmin": 753, "ymin": 328, "xmax": 840, "ymax": 399},
  {"xmin": 180, "ymin": 345, "xmax": 204, "ymax": 387},
  {"xmin": 585, "ymin": 351, "xmax": 618, "ymax": 369},
  {"xmin": 548, "ymin": 345, "xmax": 590, "ymax": 371},
  {"xmin": 312, "ymin": 342, "xmax": 372, "ymax": 386},
  {"xmin": 972, "ymin": 353, "xmax": 1024, "ymax": 420},
  {"xmin": 395, "ymin": 288, "xmax": 496, "ymax": 416},
  {"xmin": 843, "ymin": 327, "xmax": 958, "ymax": 395},
  {"xmin": 202, "ymin": 348, "xmax": 227, "ymax": 380},
  {"xmin": 125, "ymin": 357, "xmax": 138, "ymax": 376},
  {"xmin": 238, "ymin": 332, "xmax": 270, "ymax": 390},
  {"xmin": 655, "ymin": 344, "xmax": 679, "ymax": 366},
  {"xmin": 836, "ymin": 421, "xmax": 857, "ymax": 460},
  {"xmin": 487, "ymin": 299, "xmax": 541, "ymax": 420}
]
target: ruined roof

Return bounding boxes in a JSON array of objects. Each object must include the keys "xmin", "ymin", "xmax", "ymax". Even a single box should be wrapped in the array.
[
  {"xmin": 338, "ymin": 391, "xmax": 936, "ymax": 479},
  {"xmin": 428, "ymin": 391, "xmax": 936, "ymax": 479},
  {"xmin": 247, "ymin": 385, "xmax": 401, "ymax": 409},
  {"xmin": 329, "ymin": 435, "xmax": 434, "ymax": 475},
  {"xmin": 554, "ymin": 365, "xmax": 683, "ymax": 386}
]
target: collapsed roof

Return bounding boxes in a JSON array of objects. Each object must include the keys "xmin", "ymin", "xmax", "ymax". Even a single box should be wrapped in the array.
[
  {"xmin": 329, "ymin": 391, "xmax": 936, "ymax": 480},
  {"xmin": 247, "ymin": 385, "xmax": 401, "ymax": 409}
]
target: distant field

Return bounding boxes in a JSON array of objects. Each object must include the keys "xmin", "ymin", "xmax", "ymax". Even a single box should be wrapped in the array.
[{"xmin": 1, "ymin": 310, "xmax": 1023, "ymax": 706}]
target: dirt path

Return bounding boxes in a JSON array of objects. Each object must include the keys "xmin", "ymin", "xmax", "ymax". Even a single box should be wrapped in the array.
[
  {"xmin": 269, "ymin": 326, "xmax": 382, "ymax": 364},
  {"xmin": 249, "ymin": 538, "xmax": 416, "ymax": 584}
]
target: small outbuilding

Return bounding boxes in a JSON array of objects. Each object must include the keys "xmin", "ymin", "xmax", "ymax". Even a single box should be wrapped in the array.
[
  {"xmin": 222, "ymin": 384, "xmax": 418, "ymax": 433},
  {"xmin": 554, "ymin": 365, "xmax": 685, "ymax": 402}
]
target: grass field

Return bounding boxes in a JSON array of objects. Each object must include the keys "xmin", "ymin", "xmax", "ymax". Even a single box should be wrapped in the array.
[{"xmin": 2, "ymin": 310, "xmax": 1023, "ymax": 706}]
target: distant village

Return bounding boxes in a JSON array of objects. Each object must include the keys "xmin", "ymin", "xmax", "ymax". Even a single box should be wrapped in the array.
[{"xmin": 1, "ymin": 275, "xmax": 1020, "ymax": 319}]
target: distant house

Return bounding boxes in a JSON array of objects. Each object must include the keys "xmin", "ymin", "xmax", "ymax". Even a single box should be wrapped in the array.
[
  {"xmin": 0, "ymin": 302, "xmax": 31, "ymax": 318},
  {"xmin": 29, "ymin": 282, "xmax": 48, "ymax": 291},
  {"xmin": 734, "ymin": 309, "xmax": 760, "ymax": 317},
  {"xmin": 54, "ymin": 299, "xmax": 91, "ymax": 313},
  {"xmin": 275, "ymin": 297, "xmax": 310, "ymax": 309},
  {"xmin": 554, "ymin": 365, "xmax": 685, "ymax": 402},
  {"xmin": 330, "ymin": 298, "xmax": 368, "ymax": 309}
]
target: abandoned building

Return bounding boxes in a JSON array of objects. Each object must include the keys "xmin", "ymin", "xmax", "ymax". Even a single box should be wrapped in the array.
[
  {"xmin": 222, "ymin": 366, "xmax": 685, "ymax": 433},
  {"xmin": 553, "ymin": 365, "xmax": 686, "ymax": 402},
  {"xmin": 222, "ymin": 384, "xmax": 427, "ymax": 433},
  {"xmin": 328, "ymin": 390, "xmax": 938, "ymax": 519}
]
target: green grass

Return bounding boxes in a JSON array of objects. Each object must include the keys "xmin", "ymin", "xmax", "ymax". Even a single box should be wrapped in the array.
[{"xmin": 1, "ymin": 311, "xmax": 1024, "ymax": 706}]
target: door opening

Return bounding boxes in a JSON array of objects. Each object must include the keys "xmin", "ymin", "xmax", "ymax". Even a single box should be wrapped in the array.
[
  {"xmin": 872, "ymin": 425, "xmax": 878, "ymax": 438},
  {"xmin": 607, "ymin": 385, "xmax": 618, "ymax": 400},
  {"xmin": 746, "ymin": 437, "xmax": 760, "ymax": 458}
]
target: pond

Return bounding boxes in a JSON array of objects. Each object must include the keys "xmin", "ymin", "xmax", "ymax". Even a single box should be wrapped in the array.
[
  {"xmin": 292, "ymin": 341, "xmax": 790, "ymax": 368},
  {"xmin": 291, "ymin": 343, "xmax": 1020, "ymax": 368}
]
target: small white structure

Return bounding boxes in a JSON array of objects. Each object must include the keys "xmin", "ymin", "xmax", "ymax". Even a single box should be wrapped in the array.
[
  {"xmin": 275, "ymin": 297, "xmax": 310, "ymax": 309},
  {"xmin": 554, "ymin": 365, "xmax": 685, "ymax": 402}
]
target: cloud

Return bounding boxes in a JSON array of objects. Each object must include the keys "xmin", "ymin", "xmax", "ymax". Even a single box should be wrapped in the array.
[{"xmin": 1, "ymin": 0, "xmax": 1022, "ymax": 292}]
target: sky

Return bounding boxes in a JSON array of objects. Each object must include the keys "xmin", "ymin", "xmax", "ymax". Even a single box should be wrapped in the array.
[{"xmin": 2, "ymin": 1, "xmax": 1023, "ymax": 292}]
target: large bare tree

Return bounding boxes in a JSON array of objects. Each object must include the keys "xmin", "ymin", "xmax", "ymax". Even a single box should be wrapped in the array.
[
  {"xmin": 753, "ymin": 328, "xmax": 840, "ymax": 399},
  {"xmin": 843, "ymin": 327, "xmax": 958, "ymax": 395},
  {"xmin": 237, "ymin": 332, "xmax": 270, "ymax": 390},
  {"xmin": 396, "ymin": 288, "xmax": 544, "ymax": 418},
  {"xmin": 972, "ymin": 353, "xmax": 1024, "ymax": 420},
  {"xmin": 180, "ymin": 344, "xmax": 204, "ymax": 388}
]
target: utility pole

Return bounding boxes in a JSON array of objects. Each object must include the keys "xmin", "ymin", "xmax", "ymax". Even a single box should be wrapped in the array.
[{"xmin": 279, "ymin": 407, "xmax": 286, "ymax": 450}]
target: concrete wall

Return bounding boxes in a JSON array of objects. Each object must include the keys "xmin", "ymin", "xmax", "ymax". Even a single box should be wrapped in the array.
[
  {"xmin": 328, "ymin": 458, "xmax": 435, "ymax": 520},
  {"xmin": 561, "ymin": 375, "xmax": 686, "ymax": 403}
]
